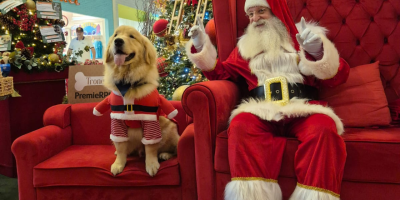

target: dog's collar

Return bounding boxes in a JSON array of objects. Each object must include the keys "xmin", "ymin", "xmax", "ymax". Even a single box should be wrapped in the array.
[{"xmin": 115, "ymin": 79, "xmax": 147, "ymax": 97}]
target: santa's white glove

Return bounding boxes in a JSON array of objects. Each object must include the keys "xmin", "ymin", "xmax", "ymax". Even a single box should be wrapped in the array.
[
  {"xmin": 188, "ymin": 16, "xmax": 208, "ymax": 51},
  {"xmin": 296, "ymin": 17, "xmax": 323, "ymax": 60}
]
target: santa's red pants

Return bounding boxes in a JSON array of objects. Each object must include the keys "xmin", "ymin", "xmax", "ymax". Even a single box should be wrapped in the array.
[{"xmin": 226, "ymin": 113, "xmax": 346, "ymax": 200}]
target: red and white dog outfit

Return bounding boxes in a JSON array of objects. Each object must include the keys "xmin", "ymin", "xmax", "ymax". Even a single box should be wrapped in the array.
[{"xmin": 93, "ymin": 89, "xmax": 177, "ymax": 144}]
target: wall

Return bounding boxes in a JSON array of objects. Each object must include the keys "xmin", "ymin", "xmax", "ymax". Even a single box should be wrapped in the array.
[
  {"xmin": 112, "ymin": 0, "xmax": 146, "ymax": 29},
  {"xmin": 60, "ymin": 0, "xmax": 113, "ymax": 43}
]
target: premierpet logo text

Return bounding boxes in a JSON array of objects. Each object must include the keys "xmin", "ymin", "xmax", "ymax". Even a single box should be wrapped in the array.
[
  {"xmin": 75, "ymin": 91, "xmax": 110, "ymax": 99},
  {"xmin": 74, "ymin": 72, "xmax": 104, "ymax": 91}
]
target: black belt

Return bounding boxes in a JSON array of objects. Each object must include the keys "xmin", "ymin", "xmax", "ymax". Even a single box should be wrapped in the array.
[
  {"xmin": 249, "ymin": 83, "xmax": 318, "ymax": 101},
  {"xmin": 111, "ymin": 105, "xmax": 158, "ymax": 112}
]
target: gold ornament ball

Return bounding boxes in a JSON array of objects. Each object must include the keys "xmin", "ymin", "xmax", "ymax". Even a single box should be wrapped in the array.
[
  {"xmin": 172, "ymin": 85, "xmax": 190, "ymax": 101},
  {"xmin": 8, "ymin": 52, "xmax": 16, "ymax": 59},
  {"xmin": 26, "ymin": 0, "xmax": 36, "ymax": 11},
  {"xmin": 48, "ymin": 53, "xmax": 60, "ymax": 63}
]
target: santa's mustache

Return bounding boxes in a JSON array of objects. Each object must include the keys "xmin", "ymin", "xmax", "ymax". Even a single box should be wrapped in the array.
[{"xmin": 251, "ymin": 19, "xmax": 268, "ymax": 28}]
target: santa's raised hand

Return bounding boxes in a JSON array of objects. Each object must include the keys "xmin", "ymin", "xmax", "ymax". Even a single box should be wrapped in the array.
[
  {"xmin": 296, "ymin": 17, "xmax": 323, "ymax": 60},
  {"xmin": 189, "ymin": 16, "xmax": 208, "ymax": 51}
]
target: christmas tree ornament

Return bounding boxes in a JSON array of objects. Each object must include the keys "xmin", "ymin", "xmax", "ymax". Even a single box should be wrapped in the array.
[
  {"xmin": 157, "ymin": 57, "xmax": 168, "ymax": 77},
  {"xmin": 205, "ymin": 18, "xmax": 217, "ymax": 46},
  {"xmin": 21, "ymin": 48, "xmax": 33, "ymax": 60},
  {"xmin": 26, "ymin": 0, "xmax": 36, "ymax": 11},
  {"xmin": 48, "ymin": 53, "xmax": 61, "ymax": 63},
  {"xmin": 153, "ymin": 19, "xmax": 169, "ymax": 37},
  {"xmin": 164, "ymin": 34, "xmax": 177, "ymax": 50}
]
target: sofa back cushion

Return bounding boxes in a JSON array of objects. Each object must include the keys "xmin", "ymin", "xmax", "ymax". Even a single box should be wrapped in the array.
[
  {"xmin": 71, "ymin": 102, "xmax": 111, "ymax": 145},
  {"xmin": 70, "ymin": 101, "xmax": 189, "ymax": 145},
  {"xmin": 320, "ymin": 61, "xmax": 391, "ymax": 127},
  {"xmin": 213, "ymin": 0, "xmax": 400, "ymax": 103}
]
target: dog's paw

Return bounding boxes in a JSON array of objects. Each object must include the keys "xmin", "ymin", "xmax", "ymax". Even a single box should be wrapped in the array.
[
  {"xmin": 111, "ymin": 162, "xmax": 125, "ymax": 176},
  {"xmin": 146, "ymin": 159, "xmax": 160, "ymax": 177},
  {"xmin": 159, "ymin": 152, "xmax": 174, "ymax": 160}
]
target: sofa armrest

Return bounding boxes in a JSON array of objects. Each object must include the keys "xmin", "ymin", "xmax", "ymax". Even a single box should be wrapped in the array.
[
  {"xmin": 43, "ymin": 104, "xmax": 71, "ymax": 128},
  {"xmin": 11, "ymin": 125, "xmax": 72, "ymax": 200},
  {"xmin": 181, "ymin": 80, "xmax": 240, "ymax": 200},
  {"xmin": 178, "ymin": 124, "xmax": 196, "ymax": 200}
]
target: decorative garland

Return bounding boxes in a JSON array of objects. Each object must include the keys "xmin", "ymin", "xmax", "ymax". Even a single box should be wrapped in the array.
[{"xmin": 0, "ymin": 0, "xmax": 73, "ymax": 73}]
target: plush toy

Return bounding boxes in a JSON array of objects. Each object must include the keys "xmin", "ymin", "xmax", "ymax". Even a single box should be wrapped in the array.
[
  {"xmin": 0, "ymin": 52, "xmax": 10, "ymax": 64},
  {"xmin": 93, "ymin": 89, "xmax": 178, "ymax": 144}
]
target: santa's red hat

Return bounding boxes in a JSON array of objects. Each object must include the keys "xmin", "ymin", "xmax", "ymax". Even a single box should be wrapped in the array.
[{"xmin": 244, "ymin": 0, "xmax": 300, "ymax": 51}]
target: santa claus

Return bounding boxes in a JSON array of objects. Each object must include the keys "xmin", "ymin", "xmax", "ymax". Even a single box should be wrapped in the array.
[{"xmin": 186, "ymin": 0, "xmax": 350, "ymax": 199}]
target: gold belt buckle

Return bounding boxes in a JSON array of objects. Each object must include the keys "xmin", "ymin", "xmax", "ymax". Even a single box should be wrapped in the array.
[
  {"xmin": 126, "ymin": 104, "xmax": 133, "ymax": 111},
  {"xmin": 264, "ymin": 76, "xmax": 289, "ymax": 106}
]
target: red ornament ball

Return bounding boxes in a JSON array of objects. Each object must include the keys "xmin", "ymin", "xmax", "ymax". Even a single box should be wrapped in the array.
[
  {"xmin": 205, "ymin": 18, "xmax": 217, "ymax": 46},
  {"xmin": 157, "ymin": 57, "xmax": 168, "ymax": 77},
  {"xmin": 153, "ymin": 19, "xmax": 169, "ymax": 37}
]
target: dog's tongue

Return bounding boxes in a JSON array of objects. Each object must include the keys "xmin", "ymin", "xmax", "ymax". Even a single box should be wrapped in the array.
[{"xmin": 114, "ymin": 54, "xmax": 127, "ymax": 66}]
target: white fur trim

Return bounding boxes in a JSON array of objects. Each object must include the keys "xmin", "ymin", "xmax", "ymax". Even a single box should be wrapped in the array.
[
  {"xmin": 186, "ymin": 36, "xmax": 217, "ymax": 72},
  {"xmin": 167, "ymin": 109, "xmax": 178, "ymax": 119},
  {"xmin": 289, "ymin": 185, "xmax": 340, "ymax": 200},
  {"xmin": 225, "ymin": 180, "xmax": 282, "ymax": 200},
  {"xmin": 141, "ymin": 137, "xmax": 162, "ymax": 145},
  {"xmin": 93, "ymin": 108, "xmax": 103, "ymax": 116},
  {"xmin": 110, "ymin": 113, "xmax": 157, "ymax": 121},
  {"xmin": 298, "ymin": 34, "xmax": 340, "ymax": 80},
  {"xmin": 230, "ymin": 98, "xmax": 344, "ymax": 135},
  {"xmin": 245, "ymin": 0, "xmax": 270, "ymax": 12},
  {"xmin": 110, "ymin": 134, "xmax": 129, "ymax": 142},
  {"xmin": 113, "ymin": 90, "xmax": 121, "ymax": 96}
]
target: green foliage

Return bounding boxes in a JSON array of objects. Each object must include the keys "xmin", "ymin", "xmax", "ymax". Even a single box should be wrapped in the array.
[{"xmin": 0, "ymin": 0, "xmax": 69, "ymax": 73}]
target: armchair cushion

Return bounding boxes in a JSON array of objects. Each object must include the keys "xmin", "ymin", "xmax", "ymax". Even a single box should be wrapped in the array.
[
  {"xmin": 320, "ymin": 61, "xmax": 391, "ymax": 127},
  {"xmin": 33, "ymin": 145, "xmax": 180, "ymax": 187}
]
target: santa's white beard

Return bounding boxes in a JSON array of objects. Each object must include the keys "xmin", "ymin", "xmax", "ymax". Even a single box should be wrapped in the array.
[{"xmin": 238, "ymin": 17, "xmax": 303, "ymax": 85}]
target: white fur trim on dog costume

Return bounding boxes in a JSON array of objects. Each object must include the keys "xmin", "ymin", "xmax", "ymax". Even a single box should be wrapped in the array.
[
  {"xmin": 245, "ymin": 0, "xmax": 270, "ymax": 12},
  {"xmin": 289, "ymin": 184, "xmax": 340, "ymax": 200},
  {"xmin": 225, "ymin": 179, "xmax": 282, "ymax": 200},
  {"xmin": 167, "ymin": 109, "xmax": 178, "ymax": 119},
  {"xmin": 110, "ymin": 113, "xmax": 157, "ymax": 121},
  {"xmin": 230, "ymin": 98, "xmax": 344, "ymax": 135},
  {"xmin": 93, "ymin": 108, "xmax": 103, "ymax": 116},
  {"xmin": 110, "ymin": 134, "xmax": 129, "ymax": 142},
  {"xmin": 186, "ymin": 36, "xmax": 217, "ymax": 72},
  {"xmin": 141, "ymin": 137, "xmax": 162, "ymax": 145}
]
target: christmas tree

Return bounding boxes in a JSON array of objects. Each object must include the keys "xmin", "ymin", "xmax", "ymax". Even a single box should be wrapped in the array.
[
  {"xmin": 0, "ymin": 0, "xmax": 74, "ymax": 73},
  {"xmin": 151, "ymin": 0, "xmax": 214, "ymax": 100}
]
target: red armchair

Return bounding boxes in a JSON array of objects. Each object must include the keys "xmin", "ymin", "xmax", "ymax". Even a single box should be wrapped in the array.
[
  {"xmin": 12, "ymin": 101, "xmax": 197, "ymax": 200},
  {"xmin": 181, "ymin": 0, "xmax": 400, "ymax": 200}
]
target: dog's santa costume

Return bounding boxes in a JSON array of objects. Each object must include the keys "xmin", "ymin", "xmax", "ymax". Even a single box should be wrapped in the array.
[
  {"xmin": 94, "ymin": 89, "xmax": 178, "ymax": 145},
  {"xmin": 186, "ymin": 0, "xmax": 350, "ymax": 199}
]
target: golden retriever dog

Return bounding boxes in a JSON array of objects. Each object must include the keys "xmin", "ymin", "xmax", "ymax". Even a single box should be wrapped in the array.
[{"xmin": 103, "ymin": 25, "xmax": 179, "ymax": 177}]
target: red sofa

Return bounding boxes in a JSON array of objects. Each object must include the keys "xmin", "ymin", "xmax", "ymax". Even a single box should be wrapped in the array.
[
  {"xmin": 12, "ymin": 101, "xmax": 197, "ymax": 200},
  {"xmin": 181, "ymin": 0, "xmax": 400, "ymax": 200}
]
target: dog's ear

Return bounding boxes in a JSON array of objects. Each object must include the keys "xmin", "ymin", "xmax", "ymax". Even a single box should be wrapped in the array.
[
  {"xmin": 143, "ymin": 37, "xmax": 157, "ymax": 65},
  {"xmin": 104, "ymin": 37, "xmax": 114, "ymax": 63}
]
